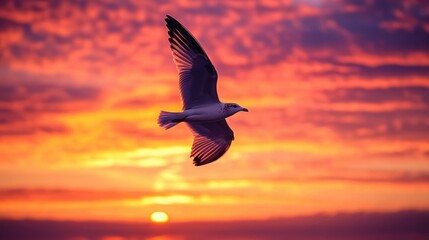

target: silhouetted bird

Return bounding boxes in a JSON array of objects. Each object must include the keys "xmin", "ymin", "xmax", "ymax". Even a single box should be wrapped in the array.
[{"xmin": 158, "ymin": 15, "xmax": 248, "ymax": 166}]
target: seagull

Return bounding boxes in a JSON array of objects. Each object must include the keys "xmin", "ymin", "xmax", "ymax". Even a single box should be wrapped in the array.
[{"xmin": 158, "ymin": 15, "xmax": 248, "ymax": 166}]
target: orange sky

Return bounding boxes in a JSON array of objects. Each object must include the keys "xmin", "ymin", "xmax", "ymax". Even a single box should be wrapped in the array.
[{"xmin": 1, "ymin": 0, "xmax": 429, "ymax": 223}]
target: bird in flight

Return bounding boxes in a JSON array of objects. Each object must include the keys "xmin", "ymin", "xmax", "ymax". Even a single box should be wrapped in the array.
[{"xmin": 158, "ymin": 15, "xmax": 248, "ymax": 166}]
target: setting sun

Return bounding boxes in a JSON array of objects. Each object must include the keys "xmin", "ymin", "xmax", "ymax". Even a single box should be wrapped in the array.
[{"xmin": 150, "ymin": 211, "xmax": 169, "ymax": 223}]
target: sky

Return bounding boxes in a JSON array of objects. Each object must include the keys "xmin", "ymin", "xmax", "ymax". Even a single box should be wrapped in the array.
[{"xmin": 1, "ymin": 0, "xmax": 429, "ymax": 236}]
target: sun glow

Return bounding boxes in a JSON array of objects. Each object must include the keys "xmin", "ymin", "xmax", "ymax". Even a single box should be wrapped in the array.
[{"xmin": 150, "ymin": 211, "xmax": 169, "ymax": 223}]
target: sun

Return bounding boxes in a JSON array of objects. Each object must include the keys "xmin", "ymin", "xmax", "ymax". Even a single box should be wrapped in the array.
[{"xmin": 150, "ymin": 211, "xmax": 169, "ymax": 223}]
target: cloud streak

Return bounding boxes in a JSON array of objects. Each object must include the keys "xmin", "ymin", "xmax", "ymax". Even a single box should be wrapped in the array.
[{"xmin": 1, "ymin": 210, "xmax": 429, "ymax": 240}]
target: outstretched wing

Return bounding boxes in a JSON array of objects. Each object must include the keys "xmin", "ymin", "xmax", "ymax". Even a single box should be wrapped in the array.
[
  {"xmin": 165, "ymin": 15, "xmax": 219, "ymax": 110},
  {"xmin": 187, "ymin": 120, "xmax": 234, "ymax": 166}
]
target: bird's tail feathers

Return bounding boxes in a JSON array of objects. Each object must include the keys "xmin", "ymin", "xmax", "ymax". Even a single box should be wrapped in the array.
[{"xmin": 158, "ymin": 111, "xmax": 186, "ymax": 129}]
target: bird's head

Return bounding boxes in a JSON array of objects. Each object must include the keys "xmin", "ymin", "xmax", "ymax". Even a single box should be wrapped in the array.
[{"xmin": 224, "ymin": 103, "xmax": 248, "ymax": 116}]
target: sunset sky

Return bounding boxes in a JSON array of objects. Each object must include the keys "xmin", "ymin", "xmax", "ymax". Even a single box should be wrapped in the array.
[{"xmin": 1, "ymin": 0, "xmax": 429, "ymax": 229}]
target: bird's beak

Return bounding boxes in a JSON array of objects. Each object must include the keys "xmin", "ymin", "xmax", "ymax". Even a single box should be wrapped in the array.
[{"xmin": 242, "ymin": 108, "xmax": 249, "ymax": 112}]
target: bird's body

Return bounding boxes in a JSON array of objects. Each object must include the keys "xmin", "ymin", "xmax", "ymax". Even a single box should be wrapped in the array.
[
  {"xmin": 183, "ymin": 103, "xmax": 228, "ymax": 122},
  {"xmin": 180, "ymin": 103, "xmax": 226, "ymax": 122},
  {"xmin": 160, "ymin": 102, "xmax": 245, "ymax": 124},
  {"xmin": 158, "ymin": 15, "xmax": 248, "ymax": 166}
]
